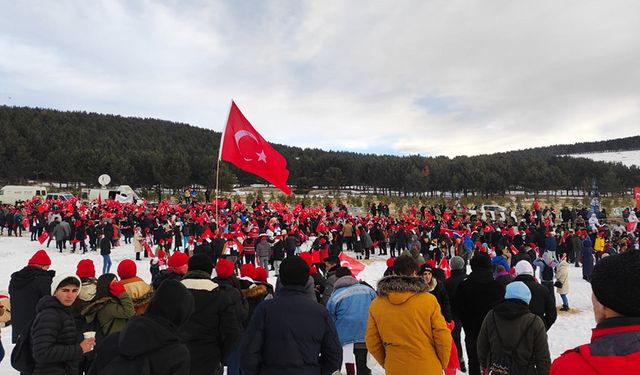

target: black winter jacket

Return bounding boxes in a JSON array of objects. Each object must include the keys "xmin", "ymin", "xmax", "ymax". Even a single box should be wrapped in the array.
[
  {"xmin": 512, "ymin": 274, "xmax": 557, "ymax": 330},
  {"xmin": 240, "ymin": 286, "xmax": 342, "ymax": 375},
  {"xmin": 453, "ymin": 270, "xmax": 504, "ymax": 336},
  {"xmin": 239, "ymin": 279, "xmax": 269, "ymax": 327},
  {"xmin": 91, "ymin": 315, "xmax": 191, "ymax": 375},
  {"xmin": 180, "ymin": 272, "xmax": 243, "ymax": 374},
  {"xmin": 9, "ymin": 266, "xmax": 54, "ymax": 343},
  {"xmin": 444, "ymin": 269, "xmax": 466, "ymax": 316},
  {"xmin": 213, "ymin": 276, "xmax": 249, "ymax": 327},
  {"xmin": 31, "ymin": 296, "xmax": 83, "ymax": 375}
]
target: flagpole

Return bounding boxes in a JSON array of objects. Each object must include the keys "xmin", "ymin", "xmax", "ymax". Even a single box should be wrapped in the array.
[{"xmin": 215, "ymin": 100, "xmax": 234, "ymax": 234}]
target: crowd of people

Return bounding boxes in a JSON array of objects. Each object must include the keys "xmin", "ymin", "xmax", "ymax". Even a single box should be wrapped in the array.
[{"xmin": 1, "ymin": 195, "xmax": 639, "ymax": 374}]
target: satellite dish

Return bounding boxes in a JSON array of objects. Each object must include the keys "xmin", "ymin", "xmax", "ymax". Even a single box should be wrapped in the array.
[{"xmin": 98, "ymin": 174, "xmax": 111, "ymax": 187}]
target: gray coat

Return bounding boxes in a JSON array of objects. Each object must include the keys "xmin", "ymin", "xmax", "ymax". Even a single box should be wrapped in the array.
[{"xmin": 256, "ymin": 240, "xmax": 272, "ymax": 258}]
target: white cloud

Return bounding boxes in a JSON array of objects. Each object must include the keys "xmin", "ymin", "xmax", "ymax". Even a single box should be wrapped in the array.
[{"xmin": 0, "ymin": 0, "xmax": 638, "ymax": 157}]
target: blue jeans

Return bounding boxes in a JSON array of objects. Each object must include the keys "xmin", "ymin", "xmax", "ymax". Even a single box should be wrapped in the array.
[
  {"xmin": 561, "ymin": 294, "xmax": 569, "ymax": 307},
  {"xmin": 183, "ymin": 235, "xmax": 191, "ymax": 249},
  {"xmin": 102, "ymin": 255, "xmax": 112, "ymax": 274}
]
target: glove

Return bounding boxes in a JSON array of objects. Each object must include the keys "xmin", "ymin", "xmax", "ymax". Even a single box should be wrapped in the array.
[
  {"xmin": 109, "ymin": 281, "xmax": 126, "ymax": 297},
  {"xmin": 554, "ymin": 281, "xmax": 563, "ymax": 289}
]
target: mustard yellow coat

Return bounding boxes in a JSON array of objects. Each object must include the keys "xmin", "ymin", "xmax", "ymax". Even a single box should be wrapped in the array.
[{"xmin": 366, "ymin": 275, "xmax": 452, "ymax": 375}]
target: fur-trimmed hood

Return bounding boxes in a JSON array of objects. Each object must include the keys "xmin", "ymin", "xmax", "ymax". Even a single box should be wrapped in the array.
[
  {"xmin": 376, "ymin": 275, "xmax": 429, "ymax": 305},
  {"xmin": 242, "ymin": 283, "xmax": 268, "ymax": 299}
]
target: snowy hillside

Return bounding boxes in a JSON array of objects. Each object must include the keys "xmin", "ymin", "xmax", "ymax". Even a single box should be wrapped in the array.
[
  {"xmin": 0, "ymin": 236, "xmax": 596, "ymax": 374},
  {"xmin": 567, "ymin": 150, "xmax": 640, "ymax": 167}
]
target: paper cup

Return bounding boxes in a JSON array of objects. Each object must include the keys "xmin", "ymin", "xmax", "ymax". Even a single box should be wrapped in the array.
[{"xmin": 83, "ymin": 331, "xmax": 96, "ymax": 339}]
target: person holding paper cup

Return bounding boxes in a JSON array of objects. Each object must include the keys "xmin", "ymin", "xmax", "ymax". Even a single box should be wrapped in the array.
[{"xmin": 30, "ymin": 274, "xmax": 96, "ymax": 375}]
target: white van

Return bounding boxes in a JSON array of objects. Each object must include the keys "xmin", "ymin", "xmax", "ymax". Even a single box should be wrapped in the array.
[
  {"xmin": 46, "ymin": 192, "xmax": 75, "ymax": 201},
  {"xmin": 0, "ymin": 185, "xmax": 47, "ymax": 204},
  {"xmin": 88, "ymin": 185, "xmax": 141, "ymax": 204}
]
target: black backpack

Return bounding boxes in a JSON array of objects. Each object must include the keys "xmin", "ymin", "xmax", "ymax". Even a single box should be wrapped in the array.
[
  {"xmin": 488, "ymin": 313, "xmax": 536, "ymax": 375},
  {"xmin": 541, "ymin": 264, "xmax": 554, "ymax": 282},
  {"xmin": 11, "ymin": 319, "xmax": 35, "ymax": 373}
]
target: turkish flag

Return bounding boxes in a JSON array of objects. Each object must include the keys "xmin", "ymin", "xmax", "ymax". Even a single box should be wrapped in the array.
[
  {"xmin": 220, "ymin": 101, "xmax": 292, "ymax": 195},
  {"xmin": 338, "ymin": 252, "xmax": 365, "ymax": 276},
  {"xmin": 38, "ymin": 231, "xmax": 49, "ymax": 244},
  {"xmin": 635, "ymin": 186, "xmax": 640, "ymax": 209}
]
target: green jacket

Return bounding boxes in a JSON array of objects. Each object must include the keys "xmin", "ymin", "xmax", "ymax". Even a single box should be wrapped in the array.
[
  {"xmin": 478, "ymin": 299, "xmax": 551, "ymax": 375},
  {"xmin": 81, "ymin": 293, "xmax": 135, "ymax": 336}
]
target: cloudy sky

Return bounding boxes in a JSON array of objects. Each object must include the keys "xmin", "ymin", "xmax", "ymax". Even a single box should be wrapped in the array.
[{"xmin": 1, "ymin": 1, "xmax": 639, "ymax": 157}]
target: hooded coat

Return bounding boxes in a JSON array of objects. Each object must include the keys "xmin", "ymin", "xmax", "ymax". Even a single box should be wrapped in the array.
[
  {"xmin": 31, "ymin": 296, "xmax": 83, "ymax": 375},
  {"xmin": 554, "ymin": 261, "xmax": 569, "ymax": 295},
  {"xmin": 240, "ymin": 285, "xmax": 343, "ymax": 375},
  {"xmin": 9, "ymin": 266, "xmax": 54, "ymax": 343},
  {"xmin": 478, "ymin": 299, "xmax": 551, "ymax": 375},
  {"xmin": 180, "ymin": 271, "xmax": 243, "ymax": 375},
  {"xmin": 366, "ymin": 276, "xmax": 452, "ymax": 375},
  {"xmin": 90, "ymin": 279, "xmax": 194, "ymax": 375},
  {"xmin": 453, "ymin": 269, "xmax": 505, "ymax": 337},
  {"xmin": 326, "ymin": 276, "xmax": 376, "ymax": 346},
  {"xmin": 82, "ymin": 293, "xmax": 136, "ymax": 337}
]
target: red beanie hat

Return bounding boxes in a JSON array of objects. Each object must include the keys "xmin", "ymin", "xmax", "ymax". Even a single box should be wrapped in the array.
[
  {"xmin": 76, "ymin": 259, "xmax": 95, "ymax": 278},
  {"xmin": 254, "ymin": 267, "xmax": 268, "ymax": 283},
  {"xmin": 386, "ymin": 257, "xmax": 395, "ymax": 268},
  {"xmin": 240, "ymin": 263, "xmax": 256, "ymax": 279},
  {"xmin": 216, "ymin": 259, "xmax": 235, "ymax": 278},
  {"xmin": 117, "ymin": 259, "xmax": 137, "ymax": 280},
  {"xmin": 168, "ymin": 252, "xmax": 189, "ymax": 268},
  {"xmin": 28, "ymin": 250, "xmax": 51, "ymax": 267}
]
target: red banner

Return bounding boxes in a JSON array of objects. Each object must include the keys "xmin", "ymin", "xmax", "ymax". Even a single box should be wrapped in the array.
[{"xmin": 635, "ymin": 186, "xmax": 640, "ymax": 209}]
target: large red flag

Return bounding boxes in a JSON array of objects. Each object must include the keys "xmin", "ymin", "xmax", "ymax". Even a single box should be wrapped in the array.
[
  {"xmin": 220, "ymin": 102, "xmax": 292, "ymax": 195},
  {"xmin": 635, "ymin": 186, "xmax": 640, "ymax": 209}
]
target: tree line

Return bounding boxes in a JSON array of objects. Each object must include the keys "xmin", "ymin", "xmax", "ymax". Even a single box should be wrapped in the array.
[{"xmin": 1, "ymin": 105, "xmax": 639, "ymax": 195}]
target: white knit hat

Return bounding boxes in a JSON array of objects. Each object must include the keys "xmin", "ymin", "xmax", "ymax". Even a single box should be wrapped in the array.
[{"xmin": 515, "ymin": 260, "xmax": 534, "ymax": 276}]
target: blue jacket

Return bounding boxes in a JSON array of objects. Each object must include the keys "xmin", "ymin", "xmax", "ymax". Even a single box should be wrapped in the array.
[
  {"xmin": 326, "ymin": 276, "xmax": 377, "ymax": 346},
  {"xmin": 491, "ymin": 255, "xmax": 510, "ymax": 273}
]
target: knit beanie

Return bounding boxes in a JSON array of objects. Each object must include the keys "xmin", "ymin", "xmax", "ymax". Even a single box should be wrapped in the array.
[
  {"xmin": 168, "ymin": 252, "xmax": 189, "ymax": 268},
  {"xmin": 28, "ymin": 249, "xmax": 51, "ymax": 267},
  {"xmin": 51, "ymin": 274, "xmax": 81, "ymax": 295},
  {"xmin": 386, "ymin": 257, "xmax": 395, "ymax": 268},
  {"xmin": 506, "ymin": 281, "xmax": 532, "ymax": 305},
  {"xmin": 117, "ymin": 259, "xmax": 137, "ymax": 280},
  {"xmin": 515, "ymin": 260, "xmax": 534, "ymax": 276},
  {"xmin": 254, "ymin": 267, "xmax": 268, "ymax": 283},
  {"xmin": 240, "ymin": 263, "xmax": 256, "ymax": 280},
  {"xmin": 450, "ymin": 256, "xmax": 465, "ymax": 271},
  {"xmin": 279, "ymin": 256, "xmax": 310, "ymax": 287},
  {"xmin": 215, "ymin": 259, "xmax": 235, "ymax": 278},
  {"xmin": 188, "ymin": 253, "xmax": 214, "ymax": 275},
  {"xmin": 592, "ymin": 251, "xmax": 640, "ymax": 317},
  {"xmin": 470, "ymin": 252, "xmax": 491, "ymax": 271},
  {"xmin": 76, "ymin": 259, "xmax": 96, "ymax": 278}
]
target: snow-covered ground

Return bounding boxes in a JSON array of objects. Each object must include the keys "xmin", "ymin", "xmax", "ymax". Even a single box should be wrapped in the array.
[
  {"xmin": 567, "ymin": 149, "xmax": 640, "ymax": 167},
  {"xmin": 0, "ymin": 235, "xmax": 595, "ymax": 374}
]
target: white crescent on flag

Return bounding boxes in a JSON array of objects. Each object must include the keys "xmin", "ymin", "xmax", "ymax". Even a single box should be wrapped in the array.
[{"xmin": 234, "ymin": 130, "xmax": 267, "ymax": 162}]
